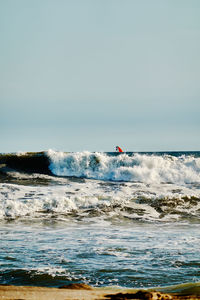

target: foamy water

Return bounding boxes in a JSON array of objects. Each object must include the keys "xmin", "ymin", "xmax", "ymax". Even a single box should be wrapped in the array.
[
  {"xmin": 0, "ymin": 151, "xmax": 200, "ymax": 288},
  {"xmin": 48, "ymin": 150, "xmax": 200, "ymax": 184}
]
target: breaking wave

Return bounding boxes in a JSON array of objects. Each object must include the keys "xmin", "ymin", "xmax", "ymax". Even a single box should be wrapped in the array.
[
  {"xmin": 47, "ymin": 150, "xmax": 200, "ymax": 185},
  {"xmin": 1, "ymin": 150, "xmax": 200, "ymax": 222},
  {"xmin": 1, "ymin": 150, "xmax": 200, "ymax": 185}
]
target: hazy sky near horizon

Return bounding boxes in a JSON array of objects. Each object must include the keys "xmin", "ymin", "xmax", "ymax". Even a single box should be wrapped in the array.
[{"xmin": 1, "ymin": 0, "xmax": 200, "ymax": 152}]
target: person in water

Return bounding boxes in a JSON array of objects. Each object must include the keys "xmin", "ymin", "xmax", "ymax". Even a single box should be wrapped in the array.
[{"xmin": 116, "ymin": 146, "xmax": 123, "ymax": 152}]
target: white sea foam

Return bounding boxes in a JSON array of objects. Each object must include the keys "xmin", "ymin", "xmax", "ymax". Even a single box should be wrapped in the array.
[
  {"xmin": 47, "ymin": 150, "xmax": 200, "ymax": 185},
  {"xmin": 0, "ymin": 177, "xmax": 200, "ymax": 221},
  {"xmin": 0, "ymin": 150, "xmax": 199, "ymax": 221}
]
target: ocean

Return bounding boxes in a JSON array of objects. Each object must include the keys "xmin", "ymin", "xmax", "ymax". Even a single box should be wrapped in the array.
[{"xmin": 0, "ymin": 150, "xmax": 200, "ymax": 291}]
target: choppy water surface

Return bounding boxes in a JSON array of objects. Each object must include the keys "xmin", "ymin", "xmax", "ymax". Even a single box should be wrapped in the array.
[{"xmin": 0, "ymin": 151, "xmax": 200, "ymax": 289}]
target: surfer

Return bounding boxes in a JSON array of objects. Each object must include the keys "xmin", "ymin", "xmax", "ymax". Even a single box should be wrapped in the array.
[{"xmin": 116, "ymin": 146, "xmax": 123, "ymax": 152}]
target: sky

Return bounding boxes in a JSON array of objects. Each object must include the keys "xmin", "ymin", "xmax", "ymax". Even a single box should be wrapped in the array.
[{"xmin": 1, "ymin": 0, "xmax": 200, "ymax": 152}]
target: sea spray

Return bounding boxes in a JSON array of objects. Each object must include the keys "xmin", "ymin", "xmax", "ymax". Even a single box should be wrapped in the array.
[{"xmin": 47, "ymin": 150, "xmax": 200, "ymax": 185}]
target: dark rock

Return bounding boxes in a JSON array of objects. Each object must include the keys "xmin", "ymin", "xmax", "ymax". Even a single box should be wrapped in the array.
[{"xmin": 59, "ymin": 283, "xmax": 92, "ymax": 290}]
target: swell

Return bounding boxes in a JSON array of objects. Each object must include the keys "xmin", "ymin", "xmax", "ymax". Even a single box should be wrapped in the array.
[
  {"xmin": 0, "ymin": 269, "xmax": 70, "ymax": 287},
  {"xmin": 0, "ymin": 152, "xmax": 51, "ymax": 175}
]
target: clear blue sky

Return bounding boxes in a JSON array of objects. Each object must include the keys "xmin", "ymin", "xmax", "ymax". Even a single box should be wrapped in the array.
[{"xmin": 1, "ymin": 0, "xmax": 200, "ymax": 152}]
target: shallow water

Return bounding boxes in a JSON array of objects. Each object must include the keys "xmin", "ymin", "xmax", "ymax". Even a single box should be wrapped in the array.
[
  {"xmin": 0, "ymin": 151, "xmax": 200, "ymax": 289},
  {"xmin": 0, "ymin": 221, "xmax": 200, "ymax": 288}
]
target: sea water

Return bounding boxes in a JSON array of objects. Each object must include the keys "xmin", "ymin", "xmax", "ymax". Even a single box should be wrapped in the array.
[{"xmin": 0, "ymin": 151, "xmax": 200, "ymax": 289}]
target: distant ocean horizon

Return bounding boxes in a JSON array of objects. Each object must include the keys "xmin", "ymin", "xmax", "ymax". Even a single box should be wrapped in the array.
[{"xmin": 0, "ymin": 150, "xmax": 200, "ymax": 290}]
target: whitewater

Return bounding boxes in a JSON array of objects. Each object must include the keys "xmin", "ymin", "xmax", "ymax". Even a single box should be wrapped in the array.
[
  {"xmin": 0, "ymin": 150, "xmax": 200, "ymax": 289},
  {"xmin": 48, "ymin": 150, "xmax": 200, "ymax": 184}
]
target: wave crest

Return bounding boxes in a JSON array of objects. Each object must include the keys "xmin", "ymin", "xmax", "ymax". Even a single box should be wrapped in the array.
[{"xmin": 47, "ymin": 150, "xmax": 200, "ymax": 185}]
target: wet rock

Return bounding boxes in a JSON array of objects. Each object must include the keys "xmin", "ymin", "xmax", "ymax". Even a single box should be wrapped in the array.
[{"xmin": 59, "ymin": 283, "xmax": 92, "ymax": 290}]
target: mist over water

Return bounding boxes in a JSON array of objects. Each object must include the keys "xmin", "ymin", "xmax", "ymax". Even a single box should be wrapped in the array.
[{"xmin": 0, "ymin": 151, "xmax": 200, "ymax": 289}]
